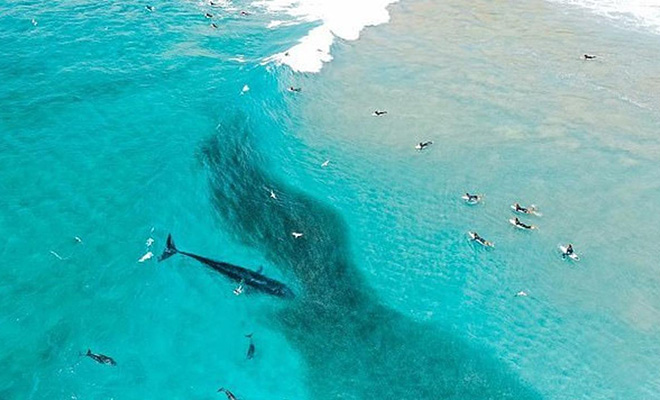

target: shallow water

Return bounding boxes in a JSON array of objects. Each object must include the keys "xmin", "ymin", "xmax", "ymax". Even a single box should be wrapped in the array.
[{"xmin": 2, "ymin": 0, "xmax": 660, "ymax": 398}]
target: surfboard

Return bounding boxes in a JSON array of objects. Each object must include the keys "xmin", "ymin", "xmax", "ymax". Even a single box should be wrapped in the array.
[{"xmin": 559, "ymin": 245, "xmax": 579, "ymax": 261}]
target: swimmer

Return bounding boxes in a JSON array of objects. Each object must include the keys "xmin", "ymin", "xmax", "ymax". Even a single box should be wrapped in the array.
[
  {"xmin": 240, "ymin": 10, "xmax": 250, "ymax": 16},
  {"xmin": 415, "ymin": 141, "xmax": 433, "ymax": 151},
  {"xmin": 462, "ymin": 193, "xmax": 482, "ymax": 204},
  {"xmin": 583, "ymin": 54, "xmax": 596, "ymax": 60},
  {"xmin": 145, "ymin": 5, "xmax": 155, "ymax": 12},
  {"xmin": 292, "ymin": 232, "xmax": 303, "ymax": 239},
  {"xmin": 288, "ymin": 86, "xmax": 301, "ymax": 92},
  {"xmin": 205, "ymin": 13, "xmax": 213, "ymax": 18},
  {"xmin": 372, "ymin": 110, "xmax": 388, "ymax": 116},
  {"xmin": 284, "ymin": 52, "xmax": 290, "ymax": 57}
]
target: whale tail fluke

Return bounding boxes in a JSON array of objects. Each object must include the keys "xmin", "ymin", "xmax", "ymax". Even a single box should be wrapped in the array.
[{"xmin": 158, "ymin": 234, "xmax": 178, "ymax": 262}]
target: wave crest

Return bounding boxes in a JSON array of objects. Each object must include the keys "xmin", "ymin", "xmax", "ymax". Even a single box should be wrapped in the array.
[{"xmin": 255, "ymin": 0, "xmax": 399, "ymax": 72}]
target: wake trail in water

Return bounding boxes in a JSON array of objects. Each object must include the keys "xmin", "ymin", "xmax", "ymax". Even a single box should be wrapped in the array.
[{"xmin": 199, "ymin": 113, "xmax": 542, "ymax": 399}]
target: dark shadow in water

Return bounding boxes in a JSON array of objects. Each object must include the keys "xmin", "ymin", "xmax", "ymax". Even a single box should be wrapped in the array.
[{"xmin": 199, "ymin": 114, "xmax": 542, "ymax": 400}]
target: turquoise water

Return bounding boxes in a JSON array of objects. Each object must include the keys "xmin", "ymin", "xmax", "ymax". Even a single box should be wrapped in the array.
[{"xmin": 2, "ymin": 0, "xmax": 660, "ymax": 399}]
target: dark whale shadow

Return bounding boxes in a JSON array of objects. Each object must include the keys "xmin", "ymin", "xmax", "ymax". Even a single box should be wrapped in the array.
[{"xmin": 199, "ymin": 113, "xmax": 542, "ymax": 400}]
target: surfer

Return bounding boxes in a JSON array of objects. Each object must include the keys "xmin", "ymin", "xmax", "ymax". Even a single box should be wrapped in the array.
[
  {"xmin": 415, "ymin": 141, "xmax": 433, "ymax": 150},
  {"xmin": 145, "ymin": 5, "xmax": 154, "ymax": 12},
  {"xmin": 583, "ymin": 54, "xmax": 596, "ymax": 60},
  {"xmin": 205, "ymin": 13, "xmax": 213, "ymax": 18},
  {"xmin": 288, "ymin": 86, "xmax": 301, "ymax": 92},
  {"xmin": 512, "ymin": 217, "xmax": 533, "ymax": 230},
  {"xmin": 372, "ymin": 110, "xmax": 387, "ymax": 116},
  {"xmin": 463, "ymin": 193, "xmax": 481, "ymax": 204},
  {"xmin": 565, "ymin": 244, "xmax": 574, "ymax": 255},
  {"xmin": 211, "ymin": 23, "xmax": 218, "ymax": 29},
  {"xmin": 562, "ymin": 243, "xmax": 575, "ymax": 257},
  {"xmin": 560, "ymin": 243, "xmax": 579, "ymax": 260},
  {"xmin": 469, "ymin": 231, "xmax": 493, "ymax": 248},
  {"xmin": 512, "ymin": 203, "xmax": 528, "ymax": 213},
  {"xmin": 512, "ymin": 202, "xmax": 541, "ymax": 216},
  {"xmin": 471, "ymin": 232, "xmax": 484, "ymax": 242}
]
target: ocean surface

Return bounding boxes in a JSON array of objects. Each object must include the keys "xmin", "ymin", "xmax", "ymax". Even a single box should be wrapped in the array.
[{"xmin": 2, "ymin": 0, "xmax": 660, "ymax": 399}]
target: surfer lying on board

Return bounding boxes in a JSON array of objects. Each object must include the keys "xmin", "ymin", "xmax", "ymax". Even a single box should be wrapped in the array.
[
  {"xmin": 463, "ymin": 193, "xmax": 482, "ymax": 204},
  {"xmin": 512, "ymin": 217, "xmax": 534, "ymax": 230},
  {"xmin": 468, "ymin": 231, "xmax": 494, "ymax": 248}
]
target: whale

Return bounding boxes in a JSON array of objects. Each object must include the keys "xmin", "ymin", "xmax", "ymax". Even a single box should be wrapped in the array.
[{"xmin": 158, "ymin": 234, "xmax": 294, "ymax": 299}]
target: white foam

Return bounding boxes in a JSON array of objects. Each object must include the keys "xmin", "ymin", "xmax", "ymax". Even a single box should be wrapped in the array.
[
  {"xmin": 138, "ymin": 251, "xmax": 154, "ymax": 263},
  {"xmin": 255, "ymin": 0, "xmax": 399, "ymax": 72},
  {"xmin": 548, "ymin": 0, "xmax": 660, "ymax": 34}
]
